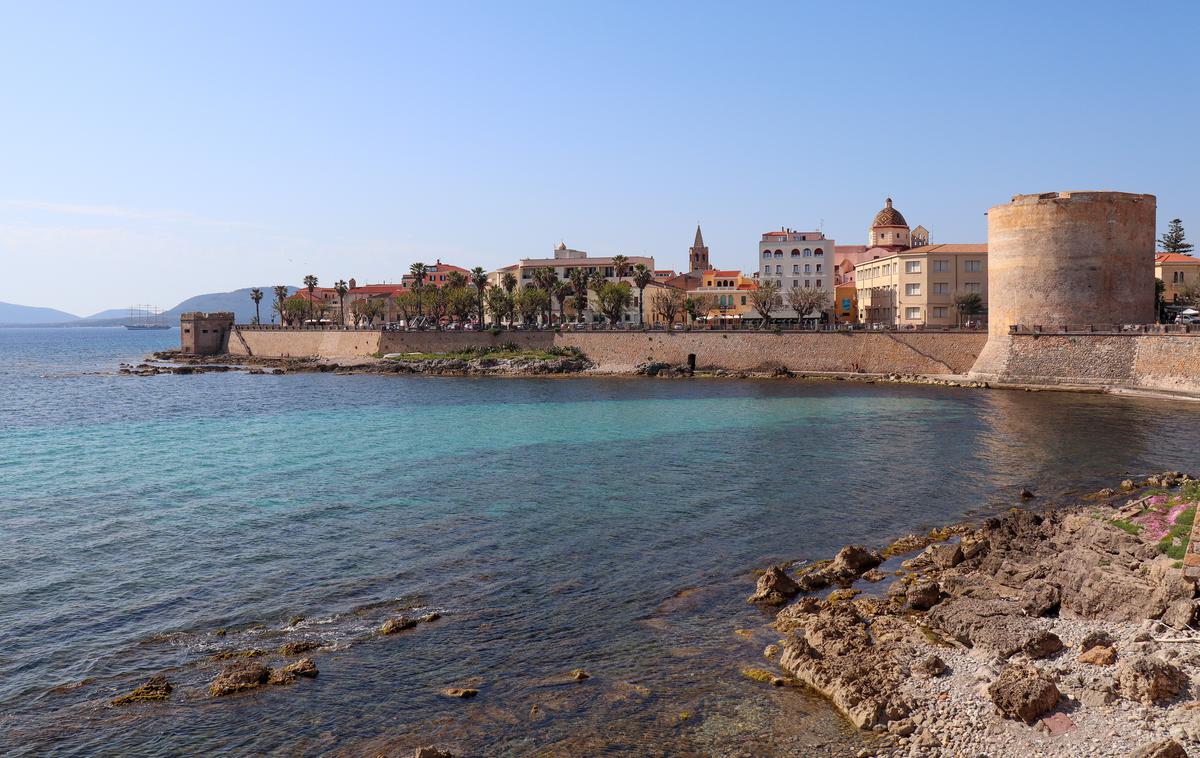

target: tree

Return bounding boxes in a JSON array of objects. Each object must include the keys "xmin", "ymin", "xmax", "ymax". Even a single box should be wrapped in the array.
[
  {"xmin": 631, "ymin": 264, "xmax": 652, "ymax": 325},
  {"xmin": 568, "ymin": 268, "xmax": 590, "ymax": 321},
  {"xmin": 550, "ymin": 281, "xmax": 571, "ymax": 324},
  {"xmin": 786, "ymin": 286, "xmax": 829, "ymax": 327},
  {"xmin": 651, "ymin": 287, "xmax": 686, "ymax": 327},
  {"xmin": 409, "ymin": 262, "xmax": 428, "ymax": 288},
  {"xmin": 303, "ymin": 274, "xmax": 319, "ymax": 323},
  {"xmin": 588, "ymin": 269, "xmax": 606, "ymax": 292},
  {"xmin": 594, "ymin": 281, "xmax": 633, "ymax": 326},
  {"xmin": 393, "ymin": 291, "xmax": 422, "ymax": 324},
  {"xmin": 334, "ymin": 280, "xmax": 349, "ymax": 325},
  {"xmin": 282, "ymin": 295, "xmax": 309, "ymax": 326},
  {"xmin": 517, "ymin": 287, "xmax": 548, "ymax": 325},
  {"xmin": 485, "ymin": 285, "xmax": 513, "ymax": 328},
  {"xmin": 1160, "ymin": 218, "xmax": 1194, "ymax": 255},
  {"xmin": 531, "ymin": 267, "xmax": 558, "ymax": 323},
  {"xmin": 447, "ymin": 287, "xmax": 476, "ymax": 325},
  {"xmin": 422, "ymin": 286, "xmax": 448, "ymax": 326},
  {"xmin": 351, "ymin": 298, "xmax": 384, "ymax": 326},
  {"xmin": 470, "ymin": 266, "xmax": 489, "ymax": 326},
  {"xmin": 748, "ymin": 280, "xmax": 782, "ymax": 327},
  {"xmin": 954, "ymin": 292, "xmax": 984, "ymax": 327},
  {"xmin": 611, "ymin": 254, "xmax": 629, "ymax": 280},
  {"xmin": 1156, "ymin": 278, "xmax": 1166, "ymax": 321},
  {"xmin": 499, "ymin": 271, "xmax": 517, "ymax": 295},
  {"xmin": 272, "ymin": 285, "xmax": 289, "ymax": 325},
  {"xmin": 446, "ymin": 270, "xmax": 467, "ymax": 289},
  {"xmin": 1178, "ymin": 282, "xmax": 1200, "ymax": 308},
  {"xmin": 684, "ymin": 294, "xmax": 715, "ymax": 326},
  {"xmin": 249, "ymin": 287, "xmax": 263, "ymax": 324}
]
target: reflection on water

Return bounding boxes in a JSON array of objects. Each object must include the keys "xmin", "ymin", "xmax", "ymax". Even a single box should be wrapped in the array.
[{"xmin": 2, "ymin": 328, "xmax": 1199, "ymax": 756}]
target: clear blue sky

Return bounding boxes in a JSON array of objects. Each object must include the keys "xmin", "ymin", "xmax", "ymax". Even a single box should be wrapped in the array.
[{"xmin": 2, "ymin": 1, "xmax": 1197, "ymax": 315}]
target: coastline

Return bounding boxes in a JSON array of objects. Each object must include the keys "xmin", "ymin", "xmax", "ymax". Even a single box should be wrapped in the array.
[{"xmin": 748, "ymin": 473, "xmax": 1200, "ymax": 757}]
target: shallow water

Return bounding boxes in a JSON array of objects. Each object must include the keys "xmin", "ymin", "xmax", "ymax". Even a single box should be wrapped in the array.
[{"xmin": 2, "ymin": 327, "xmax": 1199, "ymax": 756}]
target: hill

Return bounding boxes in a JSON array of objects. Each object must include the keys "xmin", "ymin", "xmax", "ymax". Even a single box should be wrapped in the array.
[
  {"xmin": 163, "ymin": 287, "xmax": 298, "ymax": 324},
  {"xmin": 0, "ymin": 301, "xmax": 79, "ymax": 325}
]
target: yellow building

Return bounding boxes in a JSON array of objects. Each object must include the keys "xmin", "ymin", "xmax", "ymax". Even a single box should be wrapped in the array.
[
  {"xmin": 693, "ymin": 269, "xmax": 757, "ymax": 326},
  {"xmin": 1155, "ymin": 253, "xmax": 1200, "ymax": 304},
  {"xmin": 855, "ymin": 244, "xmax": 987, "ymax": 327},
  {"xmin": 834, "ymin": 282, "xmax": 857, "ymax": 324}
]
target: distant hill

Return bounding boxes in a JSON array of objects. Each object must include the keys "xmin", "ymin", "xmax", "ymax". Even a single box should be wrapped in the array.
[
  {"xmin": 0, "ymin": 301, "xmax": 79, "ymax": 325},
  {"xmin": 83, "ymin": 308, "xmax": 130, "ymax": 320},
  {"xmin": 163, "ymin": 287, "xmax": 298, "ymax": 324}
]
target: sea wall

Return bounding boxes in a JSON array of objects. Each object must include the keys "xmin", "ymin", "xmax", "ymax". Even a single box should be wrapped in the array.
[
  {"xmin": 974, "ymin": 333, "xmax": 1200, "ymax": 394},
  {"xmin": 229, "ymin": 327, "xmax": 987, "ymax": 375}
]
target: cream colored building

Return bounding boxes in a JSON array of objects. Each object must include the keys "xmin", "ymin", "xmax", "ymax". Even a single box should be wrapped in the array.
[
  {"xmin": 1155, "ymin": 253, "xmax": 1200, "ymax": 304},
  {"xmin": 855, "ymin": 244, "xmax": 988, "ymax": 326}
]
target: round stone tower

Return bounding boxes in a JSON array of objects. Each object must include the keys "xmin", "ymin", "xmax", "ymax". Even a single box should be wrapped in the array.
[{"xmin": 970, "ymin": 191, "xmax": 1156, "ymax": 379}]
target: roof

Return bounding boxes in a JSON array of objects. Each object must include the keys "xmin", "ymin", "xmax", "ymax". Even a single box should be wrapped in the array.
[
  {"xmin": 1156, "ymin": 253, "xmax": 1200, "ymax": 264},
  {"xmin": 708, "ymin": 270, "xmax": 742, "ymax": 277},
  {"xmin": 350, "ymin": 284, "xmax": 407, "ymax": 294},
  {"xmin": 872, "ymin": 198, "xmax": 908, "ymax": 228},
  {"xmin": 905, "ymin": 244, "xmax": 987, "ymax": 254}
]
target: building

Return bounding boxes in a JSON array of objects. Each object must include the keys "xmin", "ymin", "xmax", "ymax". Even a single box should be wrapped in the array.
[
  {"xmin": 756, "ymin": 228, "xmax": 837, "ymax": 320},
  {"xmin": 855, "ymin": 244, "xmax": 988, "ymax": 327},
  {"xmin": 490, "ymin": 242, "xmax": 655, "ymax": 324},
  {"xmin": 834, "ymin": 281, "xmax": 857, "ymax": 324},
  {"xmin": 868, "ymin": 198, "xmax": 913, "ymax": 249},
  {"xmin": 692, "ymin": 269, "xmax": 757, "ymax": 326},
  {"xmin": 180, "ymin": 311, "xmax": 233, "ymax": 354},
  {"xmin": 689, "ymin": 225, "xmax": 712, "ymax": 272},
  {"xmin": 401, "ymin": 260, "xmax": 470, "ymax": 288},
  {"xmin": 1155, "ymin": 253, "xmax": 1200, "ymax": 304},
  {"xmin": 292, "ymin": 280, "xmax": 409, "ymax": 325}
]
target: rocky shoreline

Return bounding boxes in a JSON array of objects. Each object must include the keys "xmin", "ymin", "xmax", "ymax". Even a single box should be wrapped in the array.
[{"xmin": 749, "ymin": 472, "xmax": 1200, "ymax": 757}]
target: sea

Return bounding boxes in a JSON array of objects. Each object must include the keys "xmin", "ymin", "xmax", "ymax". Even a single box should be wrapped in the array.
[{"xmin": 3, "ymin": 326, "xmax": 1200, "ymax": 756}]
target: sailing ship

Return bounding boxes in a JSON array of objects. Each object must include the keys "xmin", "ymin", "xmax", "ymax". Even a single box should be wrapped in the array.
[{"xmin": 124, "ymin": 305, "xmax": 172, "ymax": 330}]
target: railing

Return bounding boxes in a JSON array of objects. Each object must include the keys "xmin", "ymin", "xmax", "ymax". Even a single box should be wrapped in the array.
[
  {"xmin": 231, "ymin": 322, "xmax": 990, "ymax": 334},
  {"xmin": 1009, "ymin": 323, "xmax": 1199, "ymax": 335}
]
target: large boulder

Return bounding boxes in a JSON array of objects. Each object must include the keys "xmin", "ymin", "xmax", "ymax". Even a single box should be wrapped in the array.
[
  {"xmin": 1117, "ymin": 656, "xmax": 1188, "ymax": 705},
  {"xmin": 748, "ymin": 564, "xmax": 801, "ymax": 605},
  {"xmin": 210, "ymin": 662, "xmax": 271, "ymax": 697},
  {"xmin": 927, "ymin": 597, "xmax": 1056, "ymax": 659},
  {"xmin": 987, "ymin": 664, "xmax": 1060, "ymax": 723},
  {"xmin": 825, "ymin": 545, "xmax": 884, "ymax": 583},
  {"xmin": 928, "ymin": 542, "xmax": 964, "ymax": 569},
  {"xmin": 1079, "ymin": 645, "xmax": 1117, "ymax": 666},
  {"xmin": 907, "ymin": 581, "xmax": 943, "ymax": 611}
]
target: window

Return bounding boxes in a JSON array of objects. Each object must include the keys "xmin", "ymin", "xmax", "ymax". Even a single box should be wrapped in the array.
[
  {"xmin": 965, "ymin": 282, "xmax": 981, "ymax": 293},
  {"xmin": 932, "ymin": 260, "xmax": 949, "ymax": 273},
  {"xmin": 763, "ymin": 251, "xmax": 771, "ymax": 259},
  {"xmin": 792, "ymin": 280, "xmax": 798, "ymax": 288},
  {"xmin": 814, "ymin": 248, "xmax": 824, "ymax": 256},
  {"xmin": 805, "ymin": 280, "xmax": 811, "ymax": 288},
  {"xmin": 774, "ymin": 250, "xmax": 783, "ymax": 258},
  {"xmin": 932, "ymin": 307, "xmax": 948, "ymax": 318},
  {"xmin": 803, "ymin": 248, "xmax": 812, "ymax": 257},
  {"xmin": 906, "ymin": 283, "xmax": 921, "ymax": 296},
  {"xmin": 932, "ymin": 282, "xmax": 949, "ymax": 294},
  {"xmin": 741, "ymin": 296, "xmax": 747, "ymax": 305},
  {"xmin": 816, "ymin": 279, "xmax": 822, "ymax": 288},
  {"xmin": 775, "ymin": 265, "xmax": 782, "ymax": 274},
  {"xmin": 1174, "ymin": 271, "xmax": 1185, "ymax": 283},
  {"xmin": 792, "ymin": 265, "xmax": 799, "ymax": 274},
  {"xmin": 791, "ymin": 249, "xmax": 801, "ymax": 257},
  {"xmin": 804, "ymin": 264, "xmax": 811, "ymax": 274},
  {"xmin": 764, "ymin": 265, "xmax": 771, "ymax": 274},
  {"xmin": 965, "ymin": 260, "xmax": 982, "ymax": 272},
  {"xmin": 815, "ymin": 264, "xmax": 822, "ymax": 273},
  {"xmin": 905, "ymin": 307, "xmax": 921, "ymax": 320},
  {"xmin": 905, "ymin": 261, "xmax": 921, "ymax": 273}
]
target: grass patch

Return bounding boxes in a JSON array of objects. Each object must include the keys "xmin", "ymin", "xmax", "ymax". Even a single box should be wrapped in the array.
[
  {"xmin": 1156, "ymin": 505, "xmax": 1196, "ymax": 561},
  {"xmin": 385, "ymin": 344, "xmax": 585, "ymax": 362},
  {"xmin": 1110, "ymin": 519, "xmax": 1143, "ymax": 536}
]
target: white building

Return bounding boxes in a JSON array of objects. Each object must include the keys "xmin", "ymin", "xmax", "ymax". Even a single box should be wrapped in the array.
[{"xmin": 757, "ymin": 228, "xmax": 836, "ymax": 319}]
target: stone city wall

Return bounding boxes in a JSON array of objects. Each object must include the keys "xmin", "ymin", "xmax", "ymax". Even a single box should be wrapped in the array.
[{"xmin": 984, "ymin": 334, "xmax": 1200, "ymax": 394}]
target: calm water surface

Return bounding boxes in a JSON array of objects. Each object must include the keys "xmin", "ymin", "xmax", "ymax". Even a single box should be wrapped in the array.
[{"xmin": 3, "ymin": 327, "xmax": 1199, "ymax": 756}]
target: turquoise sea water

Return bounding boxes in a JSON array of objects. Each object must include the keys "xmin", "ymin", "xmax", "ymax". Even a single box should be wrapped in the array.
[{"xmin": 3, "ymin": 327, "xmax": 1200, "ymax": 756}]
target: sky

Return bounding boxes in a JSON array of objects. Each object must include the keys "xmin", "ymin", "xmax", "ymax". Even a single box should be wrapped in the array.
[{"xmin": 1, "ymin": 1, "xmax": 1197, "ymax": 316}]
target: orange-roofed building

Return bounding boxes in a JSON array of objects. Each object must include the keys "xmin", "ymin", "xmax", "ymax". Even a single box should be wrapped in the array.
[
  {"xmin": 1155, "ymin": 253, "xmax": 1200, "ymax": 305},
  {"xmin": 401, "ymin": 260, "xmax": 471, "ymax": 289}
]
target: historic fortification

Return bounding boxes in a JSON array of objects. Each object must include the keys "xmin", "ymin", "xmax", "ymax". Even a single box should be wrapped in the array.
[{"xmin": 180, "ymin": 312, "xmax": 234, "ymax": 355}]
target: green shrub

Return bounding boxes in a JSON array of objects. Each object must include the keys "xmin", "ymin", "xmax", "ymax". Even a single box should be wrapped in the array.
[{"xmin": 1110, "ymin": 519, "xmax": 1143, "ymax": 536}]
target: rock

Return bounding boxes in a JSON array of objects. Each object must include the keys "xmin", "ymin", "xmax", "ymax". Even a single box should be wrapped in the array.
[
  {"xmin": 907, "ymin": 581, "xmax": 942, "ymax": 611},
  {"xmin": 413, "ymin": 747, "xmax": 453, "ymax": 758},
  {"xmin": 1020, "ymin": 488, "xmax": 1035, "ymax": 499},
  {"xmin": 987, "ymin": 664, "xmax": 1060, "ymax": 723},
  {"xmin": 1022, "ymin": 583, "xmax": 1062, "ymax": 617},
  {"xmin": 279, "ymin": 640, "xmax": 321, "ymax": 656},
  {"xmin": 827, "ymin": 545, "xmax": 884, "ymax": 580},
  {"xmin": 419, "ymin": 611, "xmax": 441, "ymax": 623},
  {"xmin": 862, "ymin": 569, "xmax": 887, "ymax": 583},
  {"xmin": 209, "ymin": 662, "xmax": 271, "ymax": 697},
  {"xmin": 1079, "ymin": 645, "xmax": 1117, "ymax": 666},
  {"xmin": 927, "ymin": 598, "xmax": 1055, "ymax": 658},
  {"xmin": 1079, "ymin": 678, "xmax": 1117, "ymax": 706},
  {"xmin": 380, "ymin": 616, "xmax": 418, "ymax": 635},
  {"xmin": 442, "ymin": 687, "xmax": 479, "ymax": 698},
  {"xmin": 748, "ymin": 564, "xmax": 801, "ymax": 605},
  {"xmin": 110, "ymin": 675, "xmax": 172, "ymax": 705},
  {"xmin": 928, "ymin": 542, "xmax": 964, "ymax": 569},
  {"xmin": 911, "ymin": 654, "xmax": 946, "ymax": 679},
  {"xmin": 569, "ymin": 669, "xmax": 590, "ymax": 681},
  {"xmin": 1121, "ymin": 479, "xmax": 1137, "ymax": 491},
  {"xmin": 774, "ymin": 596, "xmax": 822, "ymax": 632},
  {"xmin": 1117, "ymin": 656, "xmax": 1188, "ymax": 705},
  {"xmin": 763, "ymin": 644, "xmax": 780, "ymax": 659},
  {"xmin": 1161, "ymin": 599, "xmax": 1199, "ymax": 630},
  {"xmin": 742, "ymin": 668, "xmax": 786, "ymax": 686},
  {"xmin": 1081, "ymin": 630, "xmax": 1116, "ymax": 652},
  {"xmin": 1022, "ymin": 630, "xmax": 1063, "ymax": 660},
  {"xmin": 1129, "ymin": 739, "xmax": 1188, "ymax": 758},
  {"xmin": 268, "ymin": 657, "xmax": 318, "ymax": 685},
  {"xmin": 888, "ymin": 718, "xmax": 916, "ymax": 737}
]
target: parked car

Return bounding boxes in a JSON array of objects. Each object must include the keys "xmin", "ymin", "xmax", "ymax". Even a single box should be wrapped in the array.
[{"xmin": 1175, "ymin": 314, "xmax": 1198, "ymax": 324}]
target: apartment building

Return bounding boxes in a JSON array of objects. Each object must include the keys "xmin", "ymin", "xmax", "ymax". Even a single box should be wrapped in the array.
[{"xmin": 855, "ymin": 244, "xmax": 987, "ymax": 326}]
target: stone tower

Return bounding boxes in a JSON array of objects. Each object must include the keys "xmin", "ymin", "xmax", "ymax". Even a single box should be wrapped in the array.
[
  {"xmin": 970, "ymin": 190, "xmax": 1156, "ymax": 380},
  {"xmin": 689, "ymin": 225, "xmax": 712, "ymax": 272}
]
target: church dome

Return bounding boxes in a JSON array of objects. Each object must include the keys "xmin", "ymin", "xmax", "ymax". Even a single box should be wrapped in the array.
[{"xmin": 872, "ymin": 198, "xmax": 908, "ymax": 228}]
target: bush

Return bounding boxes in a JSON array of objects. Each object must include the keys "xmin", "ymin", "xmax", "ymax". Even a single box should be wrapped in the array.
[
  {"xmin": 499, "ymin": 341, "xmax": 518, "ymax": 352},
  {"xmin": 489, "ymin": 327, "xmax": 501, "ymax": 336}
]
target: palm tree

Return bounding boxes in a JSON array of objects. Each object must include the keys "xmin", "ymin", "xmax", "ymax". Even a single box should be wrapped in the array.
[
  {"xmin": 470, "ymin": 266, "xmax": 489, "ymax": 326},
  {"xmin": 611, "ymin": 254, "xmax": 629, "ymax": 280},
  {"xmin": 446, "ymin": 270, "xmax": 468, "ymax": 289},
  {"xmin": 272, "ymin": 285, "xmax": 289, "ymax": 325},
  {"xmin": 408, "ymin": 262, "xmax": 428, "ymax": 288},
  {"xmin": 531, "ymin": 267, "xmax": 558, "ymax": 324},
  {"xmin": 631, "ymin": 264, "xmax": 652, "ymax": 326},
  {"xmin": 303, "ymin": 274, "xmax": 319, "ymax": 324},
  {"xmin": 501, "ymin": 271, "xmax": 518, "ymax": 294},
  {"xmin": 551, "ymin": 280, "xmax": 570, "ymax": 324},
  {"xmin": 954, "ymin": 292, "xmax": 984, "ymax": 328},
  {"xmin": 334, "ymin": 280, "xmax": 349, "ymax": 325},
  {"xmin": 250, "ymin": 287, "xmax": 263, "ymax": 324},
  {"xmin": 568, "ymin": 268, "xmax": 590, "ymax": 322}
]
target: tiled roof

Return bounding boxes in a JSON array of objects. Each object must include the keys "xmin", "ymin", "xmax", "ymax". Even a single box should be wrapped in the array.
[
  {"xmin": 905, "ymin": 244, "xmax": 987, "ymax": 254},
  {"xmin": 1156, "ymin": 253, "xmax": 1200, "ymax": 264}
]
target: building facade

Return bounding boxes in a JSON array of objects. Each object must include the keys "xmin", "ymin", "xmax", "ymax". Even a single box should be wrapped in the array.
[
  {"xmin": 1155, "ymin": 253, "xmax": 1200, "ymax": 304},
  {"xmin": 855, "ymin": 244, "xmax": 988, "ymax": 327}
]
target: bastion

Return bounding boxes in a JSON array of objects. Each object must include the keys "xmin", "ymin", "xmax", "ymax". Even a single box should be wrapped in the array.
[
  {"xmin": 180, "ymin": 312, "xmax": 234, "ymax": 355},
  {"xmin": 970, "ymin": 191, "xmax": 1156, "ymax": 382}
]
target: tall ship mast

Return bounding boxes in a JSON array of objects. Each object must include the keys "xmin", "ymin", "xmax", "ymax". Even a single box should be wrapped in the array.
[{"xmin": 124, "ymin": 305, "xmax": 171, "ymax": 330}]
